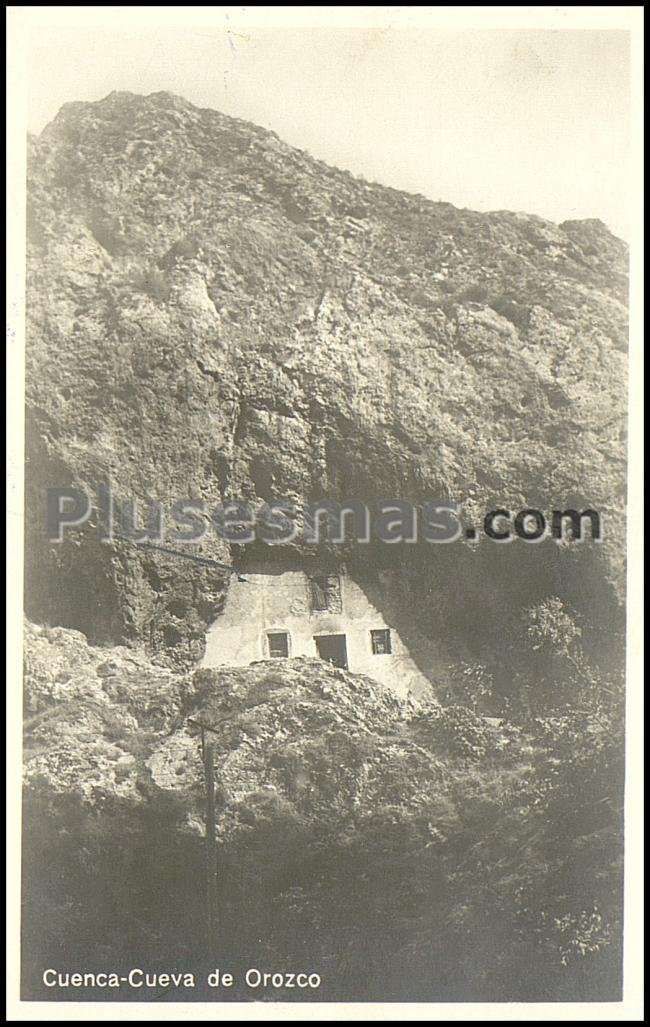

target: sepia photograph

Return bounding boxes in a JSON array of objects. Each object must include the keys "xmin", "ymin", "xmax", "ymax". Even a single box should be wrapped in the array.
[{"xmin": 6, "ymin": 6, "xmax": 644, "ymax": 1020}]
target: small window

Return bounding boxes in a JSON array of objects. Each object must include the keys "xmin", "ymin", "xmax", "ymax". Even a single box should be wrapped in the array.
[
  {"xmin": 267, "ymin": 631, "xmax": 290, "ymax": 658},
  {"xmin": 370, "ymin": 629, "xmax": 392, "ymax": 655},
  {"xmin": 310, "ymin": 574, "xmax": 342, "ymax": 613}
]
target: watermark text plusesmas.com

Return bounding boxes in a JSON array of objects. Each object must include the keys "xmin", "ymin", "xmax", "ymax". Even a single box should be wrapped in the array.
[{"xmin": 46, "ymin": 487, "xmax": 603, "ymax": 547}]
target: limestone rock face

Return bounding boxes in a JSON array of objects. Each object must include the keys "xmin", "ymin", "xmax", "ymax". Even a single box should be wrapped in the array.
[
  {"xmin": 22, "ymin": 618, "xmax": 451, "ymax": 860},
  {"xmin": 21, "ymin": 618, "xmax": 500, "ymax": 851},
  {"xmin": 23, "ymin": 619, "xmax": 198, "ymax": 802},
  {"xmin": 25, "ymin": 91, "xmax": 627, "ymax": 664}
]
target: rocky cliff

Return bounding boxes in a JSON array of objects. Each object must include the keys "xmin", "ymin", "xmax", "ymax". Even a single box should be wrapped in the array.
[
  {"xmin": 22, "ymin": 92, "xmax": 627, "ymax": 999},
  {"xmin": 25, "ymin": 90, "xmax": 628, "ymax": 669}
]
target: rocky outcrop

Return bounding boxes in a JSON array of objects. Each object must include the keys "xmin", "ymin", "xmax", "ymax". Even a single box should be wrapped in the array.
[
  {"xmin": 23, "ymin": 617, "xmax": 521, "ymax": 859},
  {"xmin": 23, "ymin": 618, "xmax": 429, "ymax": 826},
  {"xmin": 21, "ymin": 619, "xmax": 623, "ymax": 1000},
  {"xmin": 22, "ymin": 617, "xmax": 508, "ymax": 906},
  {"xmin": 25, "ymin": 90, "xmax": 627, "ymax": 669}
]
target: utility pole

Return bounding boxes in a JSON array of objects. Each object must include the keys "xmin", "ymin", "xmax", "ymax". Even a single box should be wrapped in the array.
[
  {"xmin": 190, "ymin": 708, "xmax": 248, "ymax": 943},
  {"xmin": 182, "ymin": 582, "xmax": 251, "ymax": 944},
  {"xmin": 188, "ymin": 717, "xmax": 220, "ymax": 942},
  {"xmin": 202, "ymin": 727, "xmax": 218, "ymax": 937}
]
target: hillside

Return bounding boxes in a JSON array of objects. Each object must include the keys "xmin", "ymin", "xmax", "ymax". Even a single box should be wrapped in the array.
[
  {"xmin": 22, "ymin": 619, "xmax": 623, "ymax": 1000},
  {"xmin": 21, "ymin": 92, "xmax": 627, "ymax": 1000},
  {"xmin": 25, "ymin": 90, "xmax": 627, "ymax": 668}
]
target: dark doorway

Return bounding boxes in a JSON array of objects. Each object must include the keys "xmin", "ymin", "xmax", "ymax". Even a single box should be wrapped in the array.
[{"xmin": 314, "ymin": 633, "xmax": 348, "ymax": 669}]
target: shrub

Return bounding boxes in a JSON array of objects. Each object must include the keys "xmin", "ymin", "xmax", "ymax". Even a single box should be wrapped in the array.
[
  {"xmin": 489, "ymin": 294, "xmax": 530, "ymax": 330},
  {"xmin": 456, "ymin": 283, "xmax": 489, "ymax": 304},
  {"xmin": 157, "ymin": 234, "xmax": 201, "ymax": 268},
  {"xmin": 134, "ymin": 268, "xmax": 171, "ymax": 303}
]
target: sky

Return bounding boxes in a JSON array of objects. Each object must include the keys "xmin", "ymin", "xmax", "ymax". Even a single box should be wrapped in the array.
[{"xmin": 22, "ymin": 11, "xmax": 633, "ymax": 239}]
